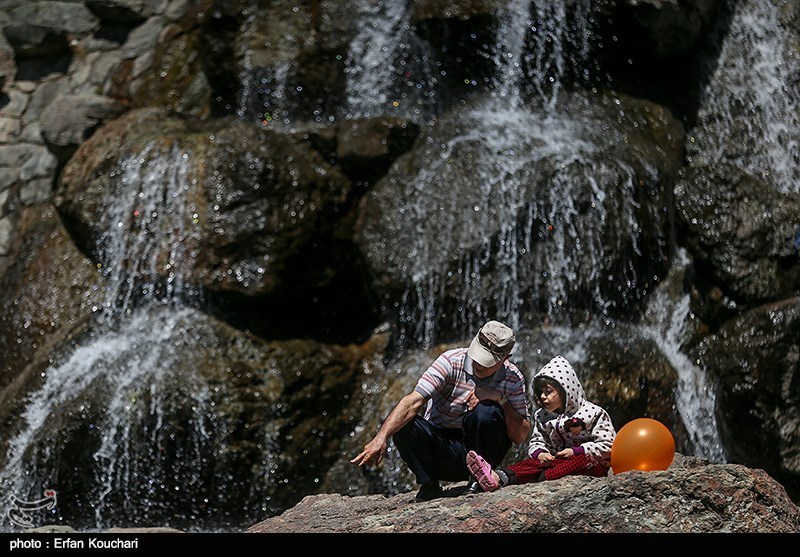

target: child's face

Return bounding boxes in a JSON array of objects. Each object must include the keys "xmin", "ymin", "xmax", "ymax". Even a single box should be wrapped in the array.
[{"xmin": 539, "ymin": 383, "xmax": 563, "ymax": 413}]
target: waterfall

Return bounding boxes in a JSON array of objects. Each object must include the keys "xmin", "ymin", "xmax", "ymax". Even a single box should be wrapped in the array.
[
  {"xmin": 395, "ymin": 101, "xmax": 648, "ymax": 348},
  {"xmin": 523, "ymin": 0, "xmax": 594, "ymax": 111},
  {"xmin": 239, "ymin": 62, "xmax": 292, "ymax": 129},
  {"xmin": 491, "ymin": 0, "xmax": 529, "ymax": 109},
  {"xmin": 98, "ymin": 143, "xmax": 200, "ymax": 317},
  {"xmin": 640, "ymin": 249, "xmax": 727, "ymax": 462},
  {"xmin": 344, "ymin": 0, "xmax": 410, "ymax": 118},
  {"xmin": 383, "ymin": 0, "xmax": 614, "ymax": 349},
  {"xmin": 0, "ymin": 307, "xmax": 214, "ymax": 527},
  {"xmin": 662, "ymin": 0, "xmax": 798, "ymax": 458},
  {"xmin": 235, "ymin": 6, "xmax": 258, "ymax": 120},
  {"xmin": 343, "ymin": 0, "xmax": 439, "ymax": 123},
  {"xmin": 342, "ymin": 0, "xmax": 596, "ymax": 119},
  {"xmin": 0, "ymin": 144, "xmax": 217, "ymax": 530},
  {"xmin": 235, "ymin": 2, "xmax": 293, "ymax": 129},
  {"xmin": 378, "ymin": 0, "xmax": 727, "ymax": 463},
  {"xmin": 7, "ymin": 0, "xmax": 799, "ymax": 530},
  {"xmin": 692, "ymin": 0, "xmax": 800, "ymax": 193}
]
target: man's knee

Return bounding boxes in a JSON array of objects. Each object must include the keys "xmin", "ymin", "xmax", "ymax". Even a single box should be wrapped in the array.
[
  {"xmin": 392, "ymin": 416, "xmax": 423, "ymax": 449},
  {"xmin": 392, "ymin": 421, "xmax": 411, "ymax": 446},
  {"xmin": 464, "ymin": 400, "xmax": 505, "ymax": 428}
]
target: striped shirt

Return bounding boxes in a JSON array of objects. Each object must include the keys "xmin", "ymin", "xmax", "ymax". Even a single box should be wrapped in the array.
[{"xmin": 413, "ymin": 348, "xmax": 530, "ymax": 430}]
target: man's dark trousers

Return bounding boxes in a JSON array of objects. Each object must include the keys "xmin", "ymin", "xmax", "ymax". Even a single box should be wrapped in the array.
[{"xmin": 392, "ymin": 401, "xmax": 511, "ymax": 486}]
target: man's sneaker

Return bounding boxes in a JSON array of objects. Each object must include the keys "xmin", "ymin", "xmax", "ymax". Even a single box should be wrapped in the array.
[
  {"xmin": 414, "ymin": 481, "xmax": 443, "ymax": 503},
  {"xmin": 466, "ymin": 479, "xmax": 482, "ymax": 494}
]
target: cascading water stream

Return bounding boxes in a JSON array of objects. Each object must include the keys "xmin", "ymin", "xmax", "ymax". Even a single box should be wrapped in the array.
[
  {"xmin": 490, "ymin": 0, "xmax": 528, "ymax": 109},
  {"xmin": 235, "ymin": 0, "xmax": 293, "ymax": 129},
  {"xmin": 0, "ymin": 143, "xmax": 215, "ymax": 530},
  {"xmin": 344, "ymin": 0, "xmax": 410, "ymax": 119},
  {"xmin": 98, "ymin": 144, "xmax": 199, "ymax": 316},
  {"xmin": 640, "ymin": 249, "xmax": 727, "ymax": 463},
  {"xmin": 691, "ymin": 0, "xmax": 800, "ymax": 194},
  {"xmin": 390, "ymin": 1, "xmax": 647, "ymax": 348},
  {"xmin": 395, "ymin": 107, "xmax": 634, "ymax": 347},
  {"xmin": 343, "ymin": 0, "xmax": 440, "ymax": 123}
]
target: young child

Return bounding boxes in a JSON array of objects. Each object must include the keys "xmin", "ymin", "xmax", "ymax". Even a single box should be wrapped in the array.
[{"xmin": 466, "ymin": 355, "xmax": 616, "ymax": 491}]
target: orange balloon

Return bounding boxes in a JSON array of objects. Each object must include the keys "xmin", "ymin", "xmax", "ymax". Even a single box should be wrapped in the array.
[{"xmin": 611, "ymin": 418, "xmax": 675, "ymax": 474}]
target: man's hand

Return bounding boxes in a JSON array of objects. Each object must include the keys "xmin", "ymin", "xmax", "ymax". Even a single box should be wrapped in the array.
[
  {"xmin": 351, "ymin": 437, "xmax": 388, "ymax": 467},
  {"xmin": 350, "ymin": 392, "xmax": 426, "ymax": 468},
  {"xmin": 466, "ymin": 386, "xmax": 503, "ymax": 410}
]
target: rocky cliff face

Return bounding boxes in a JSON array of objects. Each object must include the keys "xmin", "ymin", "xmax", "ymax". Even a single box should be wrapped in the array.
[{"xmin": 248, "ymin": 456, "xmax": 800, "ymax": 533}]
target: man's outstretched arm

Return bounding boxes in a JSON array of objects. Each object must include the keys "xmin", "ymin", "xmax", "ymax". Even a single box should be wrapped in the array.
[{"xmin": 350, "ymin": 391, "xmax": 426, "ymax": 467}]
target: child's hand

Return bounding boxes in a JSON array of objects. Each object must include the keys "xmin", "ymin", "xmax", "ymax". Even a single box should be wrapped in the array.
[
  {"xmin": 538, "ymin": 452, "xmax": 555, "ymax": 464},
  {"xmin": 556, "ymin": 448, "xmax": 575, "ymax": 458}
]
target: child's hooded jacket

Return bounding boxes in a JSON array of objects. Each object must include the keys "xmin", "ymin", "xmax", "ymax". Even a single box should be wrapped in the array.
[{"xmin": 528, "ymin": 355, "xmax": 617, "ymax": 459}]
